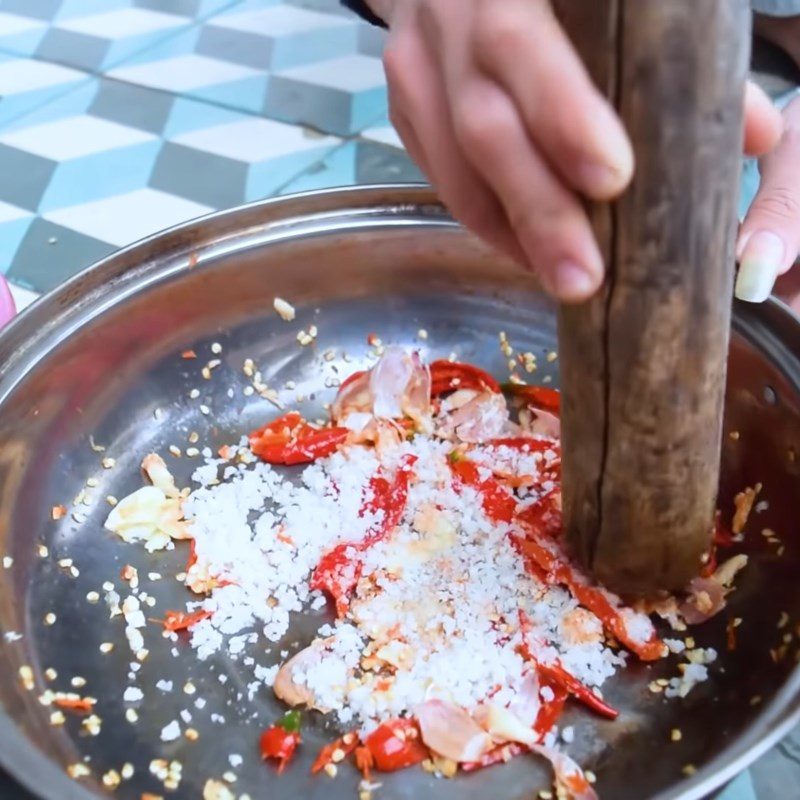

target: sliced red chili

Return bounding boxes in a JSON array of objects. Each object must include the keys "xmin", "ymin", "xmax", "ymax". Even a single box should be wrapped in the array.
[
  {"xmin": 310, "ymin": 543, "xmax": 363, "ymax": 617},
  {"xmin": 430, "ymin": 360, "xmax": 501, "ymax": 397},
  {"xmin": 517, "ymin": 609, "xmax": 618, "ymax": 720},
  {"xmin": 260, "ymin": 726, "xmax": 300, "ymax": 774},
  {"xmin": 359, "ymin": 455, "xmax": 417, "ymax": 547},
  {"xmin": 515, "ymin": 505, "xmax": 667, "ymax": 663},
  {"xmin": 556, "ymin": 568, "xmax": 666, "ymax": 661},
  {"xmin": 354, "ymin": 745, "xmax": 374, "ymax": 779},
  {"xmin": 186, "ymin": 538, "xmax": 198, "ymax": 571},
  {"xmin": 311, "ymin": 456, "xmax": 416, "ymax": 615},
  {"xmin": 701, "ymin": 512, "xmax": 733, "ymax": 577},
  {"xmin": 713, "ymin": 512, "xmax": 735, "ymax": 547},
  {"xmin": 338, "ymin": 369, "xmax": 366, "ymax": 393},
  {"xmin": 699, "ymin": 546, "xmax": 718, "ymax": 578},
  {"xmin": 450, "ymin": 456, "xmax": 517, "ymax": 524},
  {"xmin": 534, "ymin": 679, "xmax": 568, "ymax": 738},
  {"xmin": 363, "ymin": 718, "xmax": 428, "ymax": 772},
  {"xmin": 504, "ymin": 384, "xmax": 561, "ymax": 413},
  {"xmin": 161, "ymin": 609, "xmax": 212, "ymax": 632},
  {"xmin": 53, "ymin": 696, "xmax": 95, "ymax": 713},
  {"xmin": 249, "ymin": 412, "xmax": 348, "ymax": 465},
  {"xmin": 537, "ymin": 663, "xmax": 618, "ymax": 720},
  {"xmin": 512, "ymin": 534, "xmax": 557, "ymax": 573},
  {"xmin": 516, "ymin": 492, "xmax": 562, "ymax": 539},
  {"xmin": 255, "ymin": 428, "xmax": 349, "ymax": 465},
  {"xmin": 250, "ymin": 411, "xmax": 303, "ymax": 444},
  {"xmin": 311, "ymin": 732, "xmax": 359, "ymax": 774}
]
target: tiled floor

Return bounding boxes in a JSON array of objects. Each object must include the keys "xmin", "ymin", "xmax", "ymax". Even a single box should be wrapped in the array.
[
  {"xmin": 0, "ymin": 0, "xmax": 421, "ymax": 294},
  {"xmin": 0, "ymin": 4, "xmax": 795, "ymax": 800}
]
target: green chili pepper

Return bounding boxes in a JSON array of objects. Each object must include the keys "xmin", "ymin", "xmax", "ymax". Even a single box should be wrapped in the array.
[{"xmin": 276, "ymin": 709, "xmax": 302, "ymax": 733}]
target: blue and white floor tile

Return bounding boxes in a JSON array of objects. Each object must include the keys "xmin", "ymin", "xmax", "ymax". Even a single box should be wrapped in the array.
[
  {"xmin": 154, "ymin": 115, "xmax": 341, "ymax": 205},
  {"xmin": 102, "ymin": 1, "xmax": 380, "ymax": 128},
  {"xmin": 0, "ymin": 55, "xmax": 85, "ymax": 125},
  {"xmin": 266, "ymin": 51, "xmax": 386, "ymax": 134}
]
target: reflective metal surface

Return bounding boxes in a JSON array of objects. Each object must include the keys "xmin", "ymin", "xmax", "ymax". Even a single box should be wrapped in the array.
[{"xmin": 0, "ymin": 186, "xmax": 798, "ymax": 800}]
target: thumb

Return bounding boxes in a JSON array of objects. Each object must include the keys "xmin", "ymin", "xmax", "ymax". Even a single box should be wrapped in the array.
[{"xmin": 736, "ymin": 97, "xmax": 800, "ymax": 303}]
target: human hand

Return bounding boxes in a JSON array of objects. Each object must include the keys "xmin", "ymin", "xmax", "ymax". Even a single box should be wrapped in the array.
[
  {"xmin": 737, "ymin": 94, "xmax": 800, "ymax": 308},
  {"xmin": 374, "ymin": 0, "xmax": 784, "ymax": 303}
]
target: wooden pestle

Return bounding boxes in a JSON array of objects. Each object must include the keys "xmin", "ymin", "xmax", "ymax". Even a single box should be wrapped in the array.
[{"xmin": 553, "ymin": 0, "xmax": 751, "ymax": 595}]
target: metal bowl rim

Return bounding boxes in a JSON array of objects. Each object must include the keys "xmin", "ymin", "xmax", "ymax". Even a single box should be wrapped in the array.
[{"xmin": 0, "ymin": 184, "xmax": 799, "ymax": 800}]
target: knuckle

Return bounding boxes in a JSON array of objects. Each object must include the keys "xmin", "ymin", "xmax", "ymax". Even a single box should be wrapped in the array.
[
  {"xmin": 508, "ymin": 209, "xmax": 571, "ymax": 260},
  {"xmin": 753, "ymin": 185, "xmax": 800, "ymax": 224},
  {"xmin": 473, "ymin": 5, "xmax": 525, "ymax": 60},
  {"xmin": 452, "ymin": 91, "xmax": 510, "ymax": 154},
  {"xmin": 507, "ymin": 206, "xmax": 542, "ymax": 245}
]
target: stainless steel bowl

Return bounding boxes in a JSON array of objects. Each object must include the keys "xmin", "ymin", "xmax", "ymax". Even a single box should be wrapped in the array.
[{"xmin": 0, "ymin": 185, "xmax": 798, "ymax": 800}]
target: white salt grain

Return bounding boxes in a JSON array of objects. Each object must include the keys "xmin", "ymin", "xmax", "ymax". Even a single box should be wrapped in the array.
[{"xmin": 160, "ymin": 720, "xmax": 181, "ymax": 742}]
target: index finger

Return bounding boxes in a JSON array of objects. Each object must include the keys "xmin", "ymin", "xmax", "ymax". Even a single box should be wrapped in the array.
[{"xmin": 471, "ymin": 0, "xmax": 633, "ymax": 201}]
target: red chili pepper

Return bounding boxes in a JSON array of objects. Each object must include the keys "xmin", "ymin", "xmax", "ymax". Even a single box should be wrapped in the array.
[
  {"xmin": 459, "ymin": 426, "xmax": 665, "ymax": 664},
  {"xmin": 260, "ymin": 726, "xmax": 300, "ymax": 774},
  {"xmin": 186, "ymin": 538, "xmax": 198, "ymax": 571},
  {"xmin": 249, "ymin": 412, "xmax": 349, "ymax": 465},
  {"xmin": 354, "ymin": 745, "xmax": 374, "ymax": 779},
  {"xmin": 517, "ymin": 609, "xmax": 618, "ymax": 720},
  {"xmin": 311, "ymin": 732, "xmax": 359, "ymax": 774},
  {"xmin": 512, "ymin": 534, "xmax": 557, "ymax": 573},
  {"xmin": 256, "ymin": 428, "xmax": 349, "ymax": 465},
  {"xmin": 462, "ymin": 742, "xmax": 526, "ymax": 772},
  {"xmin": 713, "ymin": 511, "xmax": 735, "ymax": 547},
  {"xmin": 516, "ymin": 492, "xmax": 562, "ymax": 539},
  {"xmin": 250, "ymin": 411, "xmax": 304, "ymax": 444},
  {"xmin": 534, "ymin": 679, "xmax": 568, "ymax": 737},
  {"xmin": 53, "ymin": 696, "xmax": 95, "ymax": 713},
  {"xmin": 311, "ymin": 456, "xmax": 416, "ymax": 615},
  {"xmin": 310, "ymin": 543, "xmax": 364, "ymax": 616},
  {"xmin": 450, "ymin": 456, "xmax": 517, "ymax": 524},
  {"xmin": 512, "ymin": 527, "xmax": 666, "ymax": 662},
  {"xmin": 363, "ymin": 719, "xmax": 428, "ymax": 772},
  {"xmin": 430, "ymin": 360, "xmax": 501, "ymax": 397},
  {"xmin": 556, "ymin": 568, "xmax": 666, "ymax": 661},
  {"xmin": 338, "ymin": 369, "xmax": 366, "ymax": 393},
  {"xmin": 701, "ymin": 512, "xmax": 733, "ymax": 577},
  {"xmin": 161, "ymin": 609, "xmax": 212, "ymax": 632},
  {"xmin": 699, "ymin": 546, "xmax": 718, "ymax": 578},
  {"xmin": 505, "ymin": 384, "xmax": 561, "ymax": 413},
  {"xmin": 537, "ymin": 663, "xmax": 618, "ymax": 720},
  {"xmin": 515, "ymin": 527, "xmax": 666, "ymax": 662},
  {"xmin": 359, "ymin": 455, "xmax": 417, "ymax": 547}
]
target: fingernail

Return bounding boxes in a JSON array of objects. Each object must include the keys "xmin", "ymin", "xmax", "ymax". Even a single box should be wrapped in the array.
[
  {"xmin": 577, "ymin": 159, "xmax": 625, "ymax": 197},
  {"xmin": 589, "ymin": 109, "xmax": 634, "ymax": 192},
  {"xmin": 735, "ymin": 230, "xmax": 785, "ymax": 303},
  {"xmin": 552, "ymin": 260, "xmax": 598, "ymax": 301}
]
